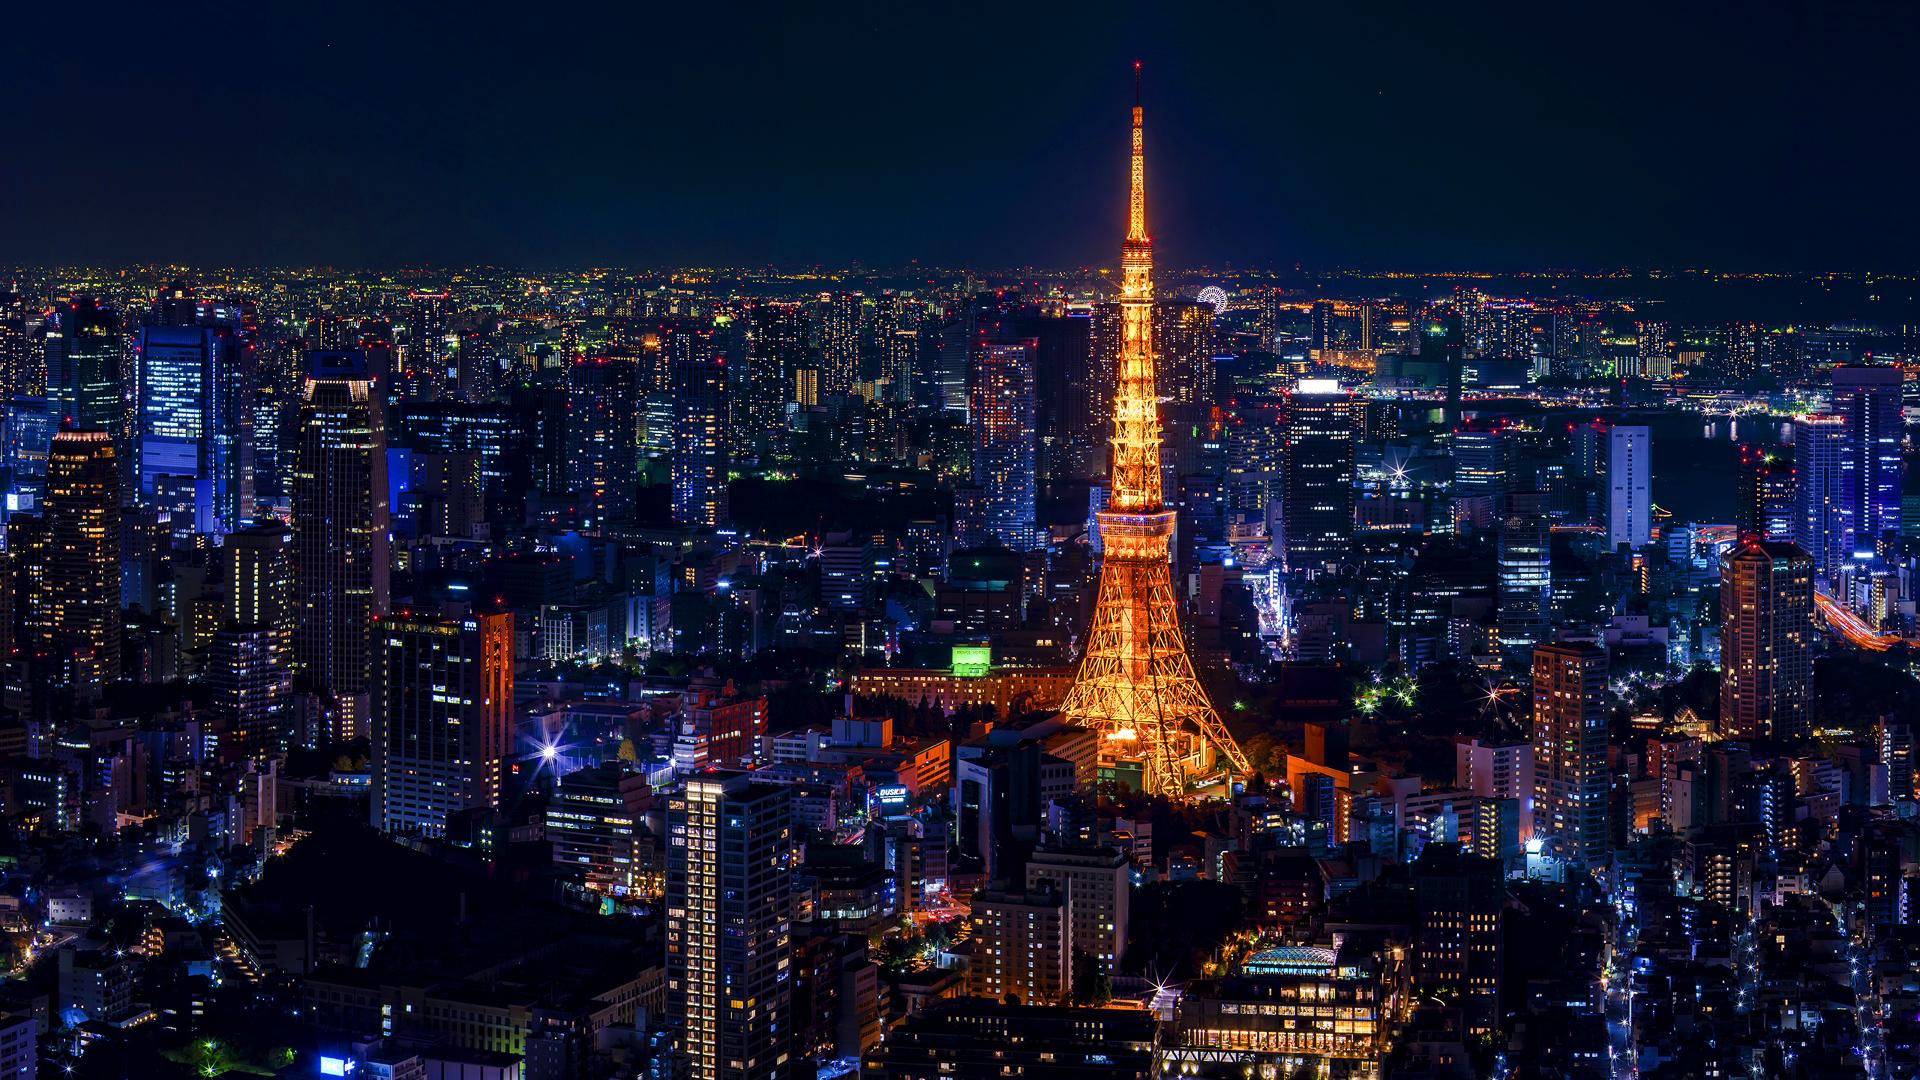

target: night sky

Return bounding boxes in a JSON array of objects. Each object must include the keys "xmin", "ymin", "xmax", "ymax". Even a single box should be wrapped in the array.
[{"xmin": 5, "ymin": 1, "xmax": 1919, "ymax": 270}]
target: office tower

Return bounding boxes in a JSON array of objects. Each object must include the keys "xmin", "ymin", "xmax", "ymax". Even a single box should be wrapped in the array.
[
  {"xmin": 1531, "ymin": 641, "xmax": 1608, "ymax": 872},
  {"xmin": 1605, "ymin": 424, "xmax": 1650, "ymax": 551},
  {"xmin": 371, "ymin": 611, "xmax": 513, "ymax": 836},
  {"xmin": 548, "ymin": 761, "xmax": 652, "ymax": 899},
  {"xmin": 964, "ymin": 884, "xmax": 1070, "ymax": 1005},
  {"xmin": 564, "ymin": 356, "xmax": 636, "ymax": 529},
  {"xmin": 1719, "ymin": 539, "xmax": 1814, "ymax": 740},
  {"xmin": 1831, "ymin": 365, "xmax": 1903, "ymax": 549},
  {"xmin": 134, "ymin": 324, "xmax": 251, "ymax": 535},
  {"xmin": 1025, "ymin": 843, "xmax": 1130, "ymax": 975},
  {"xmin": 402, "ymin": 291, "xmax": 452, "ymax": 400},
  {"xmin": 1792, "ymin": 413, "xmax": 1852, "ymax": 581},
  {"xmin": 670, "ymin": 347, "xmax": 729, "ymax": 528},
  {"xmin": 1496, "ymin": 491, "xmax": 1551, "ymax": 662},
  {"xmin": 1153, "ymin": 297, "xmax": 1214, "ymax": 406},
  {"xmin": 1058, "ymin": 71, "xmax": 1251, "ymax": 797},
  {"xmin": 44, "ymin": 428, "xmax": 121, "ymax": 699},
  {"xmin": 965, "ymin": 339, "xmax": 1039, "ymax": 551},
  {"xmin": 1451, "ymin": 425, "xmax": 1508, "ymax": 499},
  {"xmin": 666, "ymin": 774, "xmax": 794, "ymax": 1080},
  {"xmin": 291, "ymin": 351, "xmax": 390, "ymax": 741},
  {"xmin": 211, "ymin": 522, "xmax": 296, "ymax": 758},
  {"xmin": 42, "ymin": 298, "xmax": 122, "ymax": 437},
  {"xmin": 1411, "ymin": 844, "xmax": 1504, "ymax": 1036},
  {"xmin": 3, "ymin": 396, "xmax": 55, "ymax": 511},
  {"xmin": 1280, "ymin": 380, "xmax": 1362, "ymax": 574},
  {"xmin": 1735, "ymin": 443, "xmax": 1795, "ymax": 540}
]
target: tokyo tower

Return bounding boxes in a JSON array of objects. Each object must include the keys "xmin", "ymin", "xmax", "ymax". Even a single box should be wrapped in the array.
[{"xmin": 1059, "ymin": 66, "xmax": 1251, "ymax": 797}]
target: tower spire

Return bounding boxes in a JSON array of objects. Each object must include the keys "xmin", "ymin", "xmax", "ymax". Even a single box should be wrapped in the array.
[{"xmin": 1128, "ymin": 63, "xmax": 1147, "ymax": 245}]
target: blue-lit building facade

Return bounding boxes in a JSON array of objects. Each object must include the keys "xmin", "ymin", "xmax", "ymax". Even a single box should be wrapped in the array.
[{"xmin": 134, "ymin": 324, "xmax": 252, "ymax": 535}]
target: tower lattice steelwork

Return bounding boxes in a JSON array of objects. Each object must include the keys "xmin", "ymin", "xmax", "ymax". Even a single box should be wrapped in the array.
[{"xmin": 1060, "ymin": 68, "xmax": 1250, "ymax": 797}]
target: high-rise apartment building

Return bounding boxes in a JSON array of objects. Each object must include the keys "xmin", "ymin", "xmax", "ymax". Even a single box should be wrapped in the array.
[
  {"xmin": 291, "ymin": 350, "xmax": 390, "ymax": 740},
  {"xmin": 564, "ymin": 356, "xmax": 636, "ymax": 529},
  {"xmin": 1025, "ymin": 843, "xmax": 1130, "ymax": 976},
  {"xmin": 1531, "ymin": 641, "xmax": 1609, "ymax": 872},
  {"xmin": 402, "ymin": 291, "xmax": 452, "ymax": 401},
  {"xmin": 212, "ymin": 522, "xmax": 295, "ymax": 758},
  {"xmin": 965, "ymin": 339, "xmax": 1038, "ymax": 551},
  {"xmin": 964, "ymin": 884, "xmax": 1070, "ymax": 1005},
  {"xmin": 670, "ymin": 349, "xmax": 729, "ymax": 529},
  {"xmin": 1152, "ymin": 298, "xmax": 1214, "ymax": 407},
  {"xmin": 371, "ymin": 611, "xmax": 513, "ymax": 836},
  {"xmin": 44, "ymin": 428, "xmax": 120, "ymax": 699},
  {"xmin": 1719, "ymin": 539, "xmax": 1814, "ymax": 740},
  {"xmin": 666, "ymin": 774, "xmax": 794, "ymax": 1080}
]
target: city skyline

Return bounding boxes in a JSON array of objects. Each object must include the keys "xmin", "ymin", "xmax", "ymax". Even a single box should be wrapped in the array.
[{"xmin": 5, "ymin": 12, "xmax": 1920, "ymax": 1080}]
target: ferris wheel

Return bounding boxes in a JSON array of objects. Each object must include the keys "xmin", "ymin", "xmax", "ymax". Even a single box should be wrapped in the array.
[{"xmin": 1196, "ymin": 285, "xmax": 1228, "ymax": 314}]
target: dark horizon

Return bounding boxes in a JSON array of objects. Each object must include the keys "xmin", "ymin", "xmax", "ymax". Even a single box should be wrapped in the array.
[{"xmin": 6, "ymin": 2, "xmax": 1920, "ymax": 271}]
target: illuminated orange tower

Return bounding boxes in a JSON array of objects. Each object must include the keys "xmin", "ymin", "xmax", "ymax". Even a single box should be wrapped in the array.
[{"xmin": 1060, "ymin": 67, "xmax": 1250, "ymax": 796}]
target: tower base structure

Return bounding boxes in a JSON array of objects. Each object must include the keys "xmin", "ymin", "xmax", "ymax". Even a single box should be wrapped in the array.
[{"xmin": 1061, "ymin": 510, "xmax": 1250, "ymax": 797}]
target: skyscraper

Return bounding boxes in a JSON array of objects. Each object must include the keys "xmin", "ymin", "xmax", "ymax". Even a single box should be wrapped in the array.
[
  {"xmin": 402, "ymin": 291, "xmax": 452, "ymax": 401},
  {"xmin": 1734, "ymin": 443, "xmax": 1795, "ymax": 541},
  {"xmin": 43, "ymin": 428, "xmax": 120, "ymax": 700},
  {"xmin": 821, "ymin": 292, "xmax": 864, "ymax": 398},
  {"xmin": 1496, "ymin": 491, "xmax": 1551, "ymax": 663},
  {"xmin": 212, "ymin": 522, "xmax": 296, "ymax": 758},
  {"xmin": 134, "ymin": 323, "xmax": 251, "ymax": 535},
  {"xmin": 1280, "ymin": 380, "xmax": 1362, "ymax": 574},
  {"xmin": 371, "ymin": 611, "xmax": 513, "ymax": 836},
  {"xmin": 564, "ymin": 356, "xmax": 637, "ymax": 529},
  {"xmin": 1719, "ymin": 539, "xmax": 1814, "ymax": 740},
  {"xmin": 666, "ymin": 774, "xmax": 794, "ymax": 1080},
  {"xmin": 1605, "ymin": 424, "xmax": 1650, "ymax": 551},
  {"xmin": 42, "ymin": 298, "xmax": 122, "ymax": 436},
  {"xmin": 670, "ymin": 347, "xmax": 729, "ymax": 529},
  {"xmin": 965, "ymin": 338, "xmax": 1038, "ymax": 551},
  {"xmin": 1831, "ymin": 365, "xmax": 1903, "ymax": 551},
  {"xmin": 1531, "ymin": 641, "xmax": 1608, "ymax": 872},
  {"xmin": 1153, "ymin": 297, "xmax": 1214, "ymax": 407},
  {"xmin": 1058, "ymin": 68, "xmax": 1250, "ymax": 797},
  {"xmin": 291, "ymin": 350, "xmax": 390, "ymax": 741},
  {"xmin": 1451, "ymin": 425, "xmax": 1509, "ymax": 499},
  {"xmin": 1792, "ymin": 413, "xmax": 1852, "ymax": 581}
]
